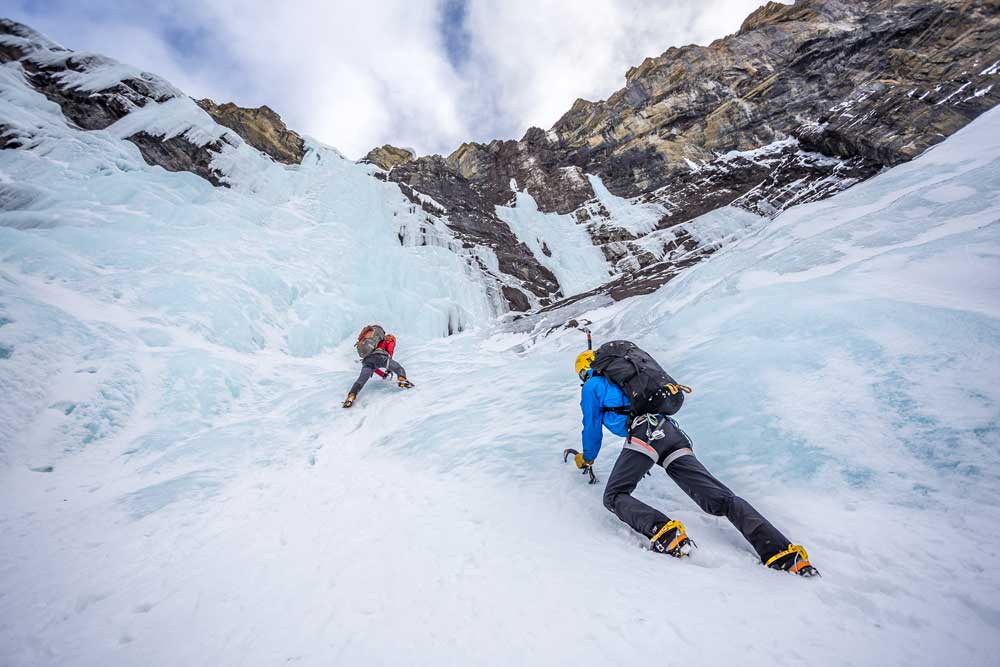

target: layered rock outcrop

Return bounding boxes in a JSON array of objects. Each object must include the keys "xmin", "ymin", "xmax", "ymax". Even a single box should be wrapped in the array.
[
  {"xmin": 196, "ymin": 99, "xmax": 305, "ymax": 165},
  {"xmin": 548, "ymin": 0, "xmax": 1000, "ymax": 195},
  {"xmin": 361, "ymin": 144, "xmax": 415, "ymax": 171}
]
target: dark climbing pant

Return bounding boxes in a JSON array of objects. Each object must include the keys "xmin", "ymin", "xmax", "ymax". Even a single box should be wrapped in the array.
[
  {"xmin": 350, "ymin": 352, "xmax": 406, "ymax": 396},
  {"xmin": 602, "ymin": 415, "xmax": 790, "ymax": 562}
]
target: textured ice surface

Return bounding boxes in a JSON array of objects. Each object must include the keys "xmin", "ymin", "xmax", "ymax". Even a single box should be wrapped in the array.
[
  {"xmin": 1, "ymin": 49, "xmax": 1000, "ymax": 666},
  {"xmin": 0, "ymin": 55, "xmax": 497, "ymax": 473},
  {"xmin": 496, "ymin": 183, "xmax": 609, "ymax": 296},
  {"xmin": 586, "ymin": 173, "xmax": 665, "ymax": 235},
  {"xmin": 632, "ymin": 204, "xmax": 766, "ymax": 262}
]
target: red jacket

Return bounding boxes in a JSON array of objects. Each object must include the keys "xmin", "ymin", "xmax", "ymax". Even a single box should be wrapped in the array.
[{"xmin": 377, "ymin": 335, "xmax": 396, "ymax": 356}]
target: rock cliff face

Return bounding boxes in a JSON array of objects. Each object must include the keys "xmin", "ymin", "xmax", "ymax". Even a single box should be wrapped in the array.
[
  {"xmin": 0, "ymin": 21, "xmax": 174, "ymax": 131},
  {"xmin": 549, "ymin": 0, "xmax": 999, "ymax": 195},
  {"xmin": 196, "ymin": 99, "xmax": 305, "ymax": 165},
  {"xmin": 361, "ymin": 144, "xmax": 415, "ymax": 171},
  {"xmin": 372, "ymin": 0, "xmax": 1000, "ymax": 309},
  {"xmin": 387, "ymin": 155, "xmax": 561, "ymax": 309},
  {"xmin": 0, "ymin": 19, "xmax": 226, "ymax": 184},
  {"xmin": 0, "ymin": 19, "xmax": 303, "ymax": 187}
]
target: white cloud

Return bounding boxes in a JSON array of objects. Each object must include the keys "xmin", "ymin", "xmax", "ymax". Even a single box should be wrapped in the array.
[
  {"xmin": 457, "ymin": 0, "xmax": 780, "ymax": 144},
  {"xmin": 5, "ymin": 0, "xmax": 782, "ymax": 158}
]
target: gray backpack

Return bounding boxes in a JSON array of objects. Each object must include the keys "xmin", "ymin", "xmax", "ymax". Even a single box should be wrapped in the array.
[{"xmin": 355, "ymin": 324, "xmax": 386, "ymax": 358}]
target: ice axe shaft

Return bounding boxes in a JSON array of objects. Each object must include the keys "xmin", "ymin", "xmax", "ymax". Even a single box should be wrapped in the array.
[
  {"xmin": 572, "ymin": 319, "xmax": 593, "ymax": 351},
  {"xmin": 563, "ymin": 448, "xmax": 598, "ymax": 484}
]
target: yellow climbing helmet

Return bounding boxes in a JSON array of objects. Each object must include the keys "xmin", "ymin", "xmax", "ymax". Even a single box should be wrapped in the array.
[{"xmin": 575, "ymin": 350, "xmax": 595, "ymax": 380}]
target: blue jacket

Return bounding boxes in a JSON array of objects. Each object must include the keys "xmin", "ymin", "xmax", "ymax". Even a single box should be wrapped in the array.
[{"xmin": 580, "ymin": 372, "xmax": 630, "ymax": 462}]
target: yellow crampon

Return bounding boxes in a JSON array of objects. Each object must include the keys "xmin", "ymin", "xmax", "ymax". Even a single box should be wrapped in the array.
[
  {"xmin": 650, "ymin": 519, "xmax": 691, "ymax": 555},
  {"xmin": 665, "ymin": 383, "xmax": 693, "ymax": 396},
  {"xmin": 765, "ymin": 544, "xmax": 812, "ymax": 574}
]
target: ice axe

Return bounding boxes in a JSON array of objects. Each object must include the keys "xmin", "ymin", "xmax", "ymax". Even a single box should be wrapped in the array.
[
  {"xmin": 563, "ymin": 448, "xmax": 598, "ymax": 484},
  {"xmin": 566, "ymin": 318, "xmax": 593, "ymax": 350},
  {"xmin": 374, "ymin": 363, "xmax": 392, "ymax": 380},
  {"xmin": 572, "ymin": 319, "xmax": 592, "ymax": 351}
]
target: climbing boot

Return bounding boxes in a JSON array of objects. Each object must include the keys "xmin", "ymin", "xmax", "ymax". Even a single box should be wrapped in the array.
[
  {"xmin": 342, "ymin": 393, "xmax": 356, "ymax": 408},
  {"xmin": 765, "ymin": 544, "xmax": 820, "ymax": 577},
  {"xmin": 397, "ymin": 376, "xmax": 414, "ymax": 389},
  {"xmin": 649, "ymin": 520, "xmax": 694, "ymax": 558}
]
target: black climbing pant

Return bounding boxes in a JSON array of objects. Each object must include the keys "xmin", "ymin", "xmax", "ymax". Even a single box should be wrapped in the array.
[
  {"xmin": 350, "ymin": 351, "xmax": 406, "ymax": 396},
  {"xmin": 602, "ymin": 414, "xmax": 790, "ymax": 562}
]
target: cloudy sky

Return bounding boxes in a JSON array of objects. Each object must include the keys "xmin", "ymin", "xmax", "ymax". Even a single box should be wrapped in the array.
[{"xmin": 6, "ymin": 0, "xmax": 780, "ymax": 159}]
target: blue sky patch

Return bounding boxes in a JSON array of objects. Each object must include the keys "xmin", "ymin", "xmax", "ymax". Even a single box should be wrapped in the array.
[{"xmin": 439, "ymin": 0, "xmax": 470, "ymax": 70}]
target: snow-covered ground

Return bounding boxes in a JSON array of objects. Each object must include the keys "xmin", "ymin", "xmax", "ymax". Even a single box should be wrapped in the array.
[{"xmin": 2, "ymin": 45, "xmax": 1000, "ymax": 666}]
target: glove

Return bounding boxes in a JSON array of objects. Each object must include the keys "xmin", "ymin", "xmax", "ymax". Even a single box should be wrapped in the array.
[{"xmin": 575, "ymin": 452, "xmax": 593, "ymax": 469}]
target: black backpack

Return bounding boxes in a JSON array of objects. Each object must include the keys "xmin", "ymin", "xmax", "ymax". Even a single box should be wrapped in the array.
[{"xmin": 590, "ymin": 340, "xmax": 691, "ymax": 426}]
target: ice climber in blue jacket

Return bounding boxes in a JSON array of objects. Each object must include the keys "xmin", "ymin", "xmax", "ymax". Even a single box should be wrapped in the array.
[{"xmin": 574, "ymin": 348, "xmax": 818, "ymax": 576}]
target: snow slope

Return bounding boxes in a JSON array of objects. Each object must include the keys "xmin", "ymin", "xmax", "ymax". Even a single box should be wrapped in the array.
[{"xmin": 2, "ymin": 51, "xmax": 1000, "ymax": 667}]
